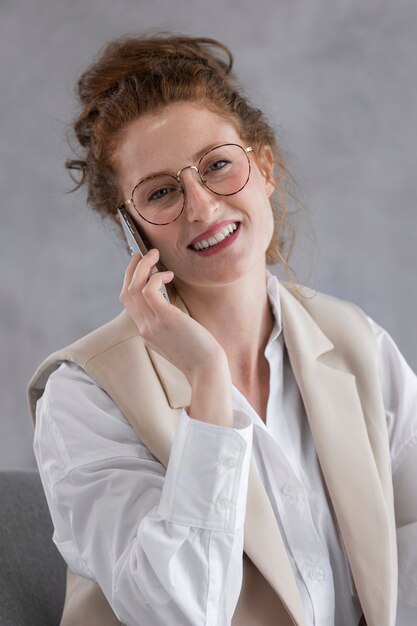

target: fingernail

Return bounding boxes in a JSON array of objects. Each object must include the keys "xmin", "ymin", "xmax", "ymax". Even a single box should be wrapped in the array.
[{"xmin": 149, "ymin": 248, "xmax": 158, "ymax": 258}]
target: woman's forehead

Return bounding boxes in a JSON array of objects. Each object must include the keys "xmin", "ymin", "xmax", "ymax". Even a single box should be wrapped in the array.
[{"xmin": 115, "ymin": 101, "xmax": 242, "ymax": 180}]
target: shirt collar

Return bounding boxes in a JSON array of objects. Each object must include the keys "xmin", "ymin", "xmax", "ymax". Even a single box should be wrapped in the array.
[{"xmin": 266, "ymin": 271, "xmax": 283, "ymax": 345}]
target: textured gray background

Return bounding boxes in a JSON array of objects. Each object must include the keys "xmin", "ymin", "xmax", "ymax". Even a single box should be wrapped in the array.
[{"xmin": 1, "ymin": 0, "xmax": 416, "ymax": 470}]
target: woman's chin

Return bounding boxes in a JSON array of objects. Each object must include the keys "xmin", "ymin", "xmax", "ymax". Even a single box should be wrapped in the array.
[{"xmin": 176, "ymin": 259, "xmax": 263, "ymax": 291}]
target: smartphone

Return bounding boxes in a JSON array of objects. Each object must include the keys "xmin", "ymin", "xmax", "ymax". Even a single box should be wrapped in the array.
[{"xmin": 117, "ymin": 206, "xmax": 170, "ymax": 302}]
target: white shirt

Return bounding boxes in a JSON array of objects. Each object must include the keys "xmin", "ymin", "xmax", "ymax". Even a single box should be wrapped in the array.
[{"xmin": 33, "ymin": 276, "xmax": 417, "ymax": 626}]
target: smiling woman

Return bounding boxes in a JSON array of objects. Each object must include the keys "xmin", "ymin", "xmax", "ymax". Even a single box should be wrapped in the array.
[{"xmin": 27, "ymin": 33, "xmax": 417, "ymax": 626}]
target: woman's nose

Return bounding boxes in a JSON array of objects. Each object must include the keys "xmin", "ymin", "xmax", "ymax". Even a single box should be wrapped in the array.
[{"xmin": 180, "ymin": 168, "xmax": 219, "ymax": 221}]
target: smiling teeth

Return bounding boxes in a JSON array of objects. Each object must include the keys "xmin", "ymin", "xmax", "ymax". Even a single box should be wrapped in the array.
[{"xmin": 191, "ymin": 223, "xmax": 238, "ymax": 250}]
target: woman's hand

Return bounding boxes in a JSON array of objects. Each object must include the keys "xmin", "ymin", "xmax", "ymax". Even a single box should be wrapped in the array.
[
  {"xmin": 119, "ymin": 249, "xmax": 233, "ymax": 426},
  {"xmin": 119, "ymin": 249, "xmax": 222, "ymax": 379}
]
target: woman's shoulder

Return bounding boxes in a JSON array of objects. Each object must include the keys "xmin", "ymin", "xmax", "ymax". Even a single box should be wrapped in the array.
[{"xmin": 42, "ymin": 360, "xmax": 124, "ymax": 421}]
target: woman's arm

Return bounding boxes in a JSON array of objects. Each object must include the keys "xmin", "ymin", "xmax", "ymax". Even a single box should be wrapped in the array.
[
  {"xmin": 368, "ymin": 317, "xmax": 417, "ymax": 615},
  {"xmin": 34, "ymin": 361, "xmax": 253, "ymax": 626}
]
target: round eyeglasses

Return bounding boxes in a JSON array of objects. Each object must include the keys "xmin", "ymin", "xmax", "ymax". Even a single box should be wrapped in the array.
[{"xmin": 118, "ymin": 143, "xmax": 253, "ymax": 226}]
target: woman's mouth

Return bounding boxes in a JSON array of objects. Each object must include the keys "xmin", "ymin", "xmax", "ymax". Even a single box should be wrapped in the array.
[{"xmin": 188, "ymin": 222, "xmax": 240, "ymax": 256}]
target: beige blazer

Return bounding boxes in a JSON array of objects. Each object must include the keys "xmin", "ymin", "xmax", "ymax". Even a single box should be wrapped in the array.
[{"xmin": 27, "ymin": 281, "xmax": 397, "ymax": 626}]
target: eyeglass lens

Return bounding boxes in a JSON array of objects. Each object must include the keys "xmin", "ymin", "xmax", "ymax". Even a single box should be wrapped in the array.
[{"xmin": 132, "ymin": 144, "xmax": 250, "ymax": 225}]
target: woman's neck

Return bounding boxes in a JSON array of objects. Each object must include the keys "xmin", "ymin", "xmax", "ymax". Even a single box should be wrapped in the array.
[{"xmin": 175, "ymin": 265, "xmax": 275, "ymax": 388}]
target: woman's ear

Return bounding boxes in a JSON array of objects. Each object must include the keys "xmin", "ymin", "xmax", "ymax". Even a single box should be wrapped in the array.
[{"xmin": 257, "ymin": 145, "xmax": 275, "ymax": 197}]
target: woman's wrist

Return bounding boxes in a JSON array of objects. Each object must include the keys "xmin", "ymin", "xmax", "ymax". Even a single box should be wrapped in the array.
[{"xmin": 187, "ymin": 356, "xmax": 234, "ymax": 427}]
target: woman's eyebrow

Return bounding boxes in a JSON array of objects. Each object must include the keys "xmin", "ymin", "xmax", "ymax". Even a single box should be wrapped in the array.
[{"xmin": 192, "ymin": 141, "xmax": 224, "ymax": 161}]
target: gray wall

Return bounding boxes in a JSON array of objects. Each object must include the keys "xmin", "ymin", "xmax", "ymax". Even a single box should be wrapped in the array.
[{"xmin": 2, "ymin": 0, "xmax": 416, "ymax": 470}]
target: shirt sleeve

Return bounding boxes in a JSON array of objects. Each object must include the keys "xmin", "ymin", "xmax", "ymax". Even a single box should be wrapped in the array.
[
  {"xmin": 367, "ymin": 317, "xmax": 417, "ymax": 613},
  {"xmin": 33, "ymin": 361, "xmax": 253, "ymax": 626}
]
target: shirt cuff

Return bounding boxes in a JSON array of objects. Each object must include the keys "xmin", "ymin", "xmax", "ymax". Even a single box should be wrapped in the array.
[{"xmin": 158, "ymin": 409, "xmax": 253, "ymax": 531}]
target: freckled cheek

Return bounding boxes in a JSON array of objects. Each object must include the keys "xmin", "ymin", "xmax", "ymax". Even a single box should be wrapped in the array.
[
  {"xmin": 148, "ymin": 236, "xmax": 184, "ymax": 271},
  {"xmin": 138, "ymin": 225, "xmax": 173, "ymax": 255}
]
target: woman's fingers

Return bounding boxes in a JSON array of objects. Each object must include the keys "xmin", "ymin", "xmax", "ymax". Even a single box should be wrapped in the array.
[
  {"xmin": 119, "ymin": 253, "xmax": 141, "ymax": 302},
  {"xmin": 119, "ymin": 249, "xmax": 158, "ymax": 304},
  {"xmin": 141, "ymin": 269, "xmax": 174, "ymax": 310},
  {"xmin": 119, "ymin": 248, "xmax": 174, "ymax": 342}
]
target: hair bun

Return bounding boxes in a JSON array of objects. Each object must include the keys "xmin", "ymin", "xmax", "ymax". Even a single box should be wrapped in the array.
[
  {"xmin": 76, "ymin": 34, "xmax": 234, "ymax": 108},
  {"xmin": 170, "ymin": 36, "xmax": 233, "ymax": 75}
]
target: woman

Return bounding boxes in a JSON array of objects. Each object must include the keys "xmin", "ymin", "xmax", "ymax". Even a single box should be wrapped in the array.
[{"xmin": 28, "ymin": 35, "xmax": 417, "ymax": 626}]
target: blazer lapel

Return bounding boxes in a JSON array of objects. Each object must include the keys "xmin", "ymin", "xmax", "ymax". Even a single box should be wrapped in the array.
[{"xmin": 279, "ymin": 285, "xmax": 395, "ymax": 626}]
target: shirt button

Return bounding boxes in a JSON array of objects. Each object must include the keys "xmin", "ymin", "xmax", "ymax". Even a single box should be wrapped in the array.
[
  {"xmin": 216, "ymin": 497, "xmax": 230, "ymax": 512},
  {"xmin": 281, "ymin": 482, "xmax": 299, "ymax": 497},
  {"xmin": 220, "ymin": 456, "xmax": 237, "ymax": 469},
  {"xmin": 311, "ymin": 567, "xmax": 326, "ymax": 582}
]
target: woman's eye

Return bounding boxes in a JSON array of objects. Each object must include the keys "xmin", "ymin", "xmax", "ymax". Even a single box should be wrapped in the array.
[
  {"xmin": 148, "ymin": 187, "xmax": 171, "ymax": 202},
  {"xmin": 202, "ymin": 159, "xmax": 231, "ymax": 179},
  {"xmin": 209, "ymin": 159, "xmax": 228, "ymax": 171}
]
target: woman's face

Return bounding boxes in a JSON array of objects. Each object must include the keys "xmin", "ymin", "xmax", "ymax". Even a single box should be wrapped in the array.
[{"xmin": 114, "ymin": 101, "xmax": 275, "ymax": 291}]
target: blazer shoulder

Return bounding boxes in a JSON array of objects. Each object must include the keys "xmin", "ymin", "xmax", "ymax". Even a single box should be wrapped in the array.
[
  {"xmin": 42, "ymin": 309, "xmax": 139, "ymax": 370},
  {"xmin": 27, "ymin": 310, "xmax": 140, "ymax": 424},
  {"xmin": 283, "ymin": 281, "xmax": 368, "ymax": 322},
  {"xmin": 281, "ymin": 281, "xmax": 374, "ymax": 352}
]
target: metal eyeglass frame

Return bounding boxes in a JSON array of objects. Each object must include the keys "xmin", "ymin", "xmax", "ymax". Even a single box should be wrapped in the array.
[{"xmin": 117, "ymin": 143, "xmax": 253, "ymax": 226}]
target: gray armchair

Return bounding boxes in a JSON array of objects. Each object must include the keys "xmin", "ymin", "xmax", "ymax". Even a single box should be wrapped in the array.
[{"xmin": 0, "ymin": 470, "xmax": 66, "ymax": 626}]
